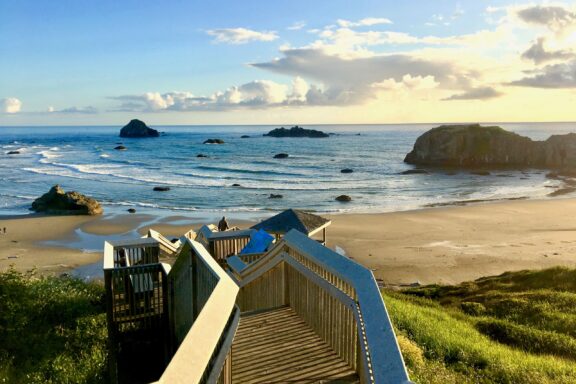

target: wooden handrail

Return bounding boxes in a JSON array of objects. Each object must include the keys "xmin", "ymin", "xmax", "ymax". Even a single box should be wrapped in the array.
[{"xmin": 154, "ymin": 239, "xmax": 239, "ymax": 384}]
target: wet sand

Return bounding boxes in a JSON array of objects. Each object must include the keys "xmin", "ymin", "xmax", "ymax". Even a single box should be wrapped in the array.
[{"xmin": 2, "ymin": 198, "xmax": 576, "ymax": 285}]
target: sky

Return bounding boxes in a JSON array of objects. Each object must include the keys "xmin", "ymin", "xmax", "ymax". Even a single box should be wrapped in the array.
[{"xmin": 1, "ymin": 0, "xmax": 576, "ymax": 125}]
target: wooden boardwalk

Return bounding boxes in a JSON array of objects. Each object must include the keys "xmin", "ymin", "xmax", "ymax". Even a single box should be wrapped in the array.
[{"xmin": 232, "ymin": 307, "xmax": 359, "ymax": 384}]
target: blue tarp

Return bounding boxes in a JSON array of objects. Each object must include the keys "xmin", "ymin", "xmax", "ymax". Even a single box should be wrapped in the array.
[{"xmin": 239, "ymin": 229, "xmax": 275, "ymax": 254}]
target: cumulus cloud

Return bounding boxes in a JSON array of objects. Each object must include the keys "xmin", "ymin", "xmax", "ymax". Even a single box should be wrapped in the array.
[
  {"xmin": 443, "ymin": 87, "xmax": 503, "ymax": 100},
  {"xmin": 251, "ymin": 48, "xmax": 473, "ymax": 104},
  {"xmin": 516, "ymin": 5, "xmax": 576, "ymax": 32},
  {"xmin": 509, "ymin": 59, "xmax": 576, "ymax": 88},
  {"xmin": 206, "ymin": 28, "xmax": 278, "ymax": 44},
  {"xmin": 1, "ymin": 97, "xmax": 22, "ymax": 113},
  {"xmin": 337, "ymin": 17, "xmax": 392, "ymax": 28},
  {"xmin": 522, "ymin": 37, "xmax": 573, "ymax": 64},
  {"xmin": 373, "ymin": 74, "xmax": 439, "ymax": 91}
]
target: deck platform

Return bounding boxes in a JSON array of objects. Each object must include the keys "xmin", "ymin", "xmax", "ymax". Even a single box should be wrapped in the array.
[{"xmin": 232, "ymin": 307, "xmax": 359, "ymax": 384}]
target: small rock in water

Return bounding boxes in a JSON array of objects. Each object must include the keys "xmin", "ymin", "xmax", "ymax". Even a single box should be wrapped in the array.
[
  {"xmin": 241, "ymin": 135, "xmax": 250, "ymax": 138},
  {"xmin": 273, "ymin": 153, "xmax": 289, "ymax": 159},
  {"xmin": 340, "ymin": 168, "xmax": 354, "ymax": 174},
  {"xmin": 231, "ymin": 183, "xmax": 241, "ymax": 187},
  {"xmin": 269, "ymin": 194, "xmax": 283, "ymax": 199},
  {"xmin": 335, "ymin": 195, "xmax": 352, "ymax": 202},
  {"xmin": 197, "ymin": 154, "xmax": 209, "ymax": 158},
  {"xmin": 401, "ymin": 169, "xmax": 429, "ymax": 175},
  {"xmin": 153, "ymin": 186, "xmax": 170, "ymax": 192},
  {"xmin": 7, "ymin": 151, "xmax": 20, "ymax": 155},
  {"xmin": 114, "ymin": 145, "xmax": 127, "ymax": 150},
  {"xmin": 127, "ymin": 208, "xmax": 136, "ymax": 213},
  {"xmin": 203, "ymin": 138, "xmax": 225, "ymax": 144}
]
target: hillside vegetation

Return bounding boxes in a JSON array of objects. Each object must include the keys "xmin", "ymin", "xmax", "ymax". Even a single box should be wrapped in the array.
[
  {"xmin": 385, "ymin": 267, "xmax": 576, "ymax": 383},
  {"xmin": 0, "ymin": 269, "xmax": 108, "ymax": 384}
]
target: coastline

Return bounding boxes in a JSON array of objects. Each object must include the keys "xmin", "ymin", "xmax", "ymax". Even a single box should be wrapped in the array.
[{"xmin": 2, "ymin": 197, "xmax": 576, "ymax": 285}]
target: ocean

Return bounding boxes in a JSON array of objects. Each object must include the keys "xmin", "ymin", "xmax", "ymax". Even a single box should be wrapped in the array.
[{"xmin": 0, "ymin": 122, "xmax": 574, "ymax": 218}]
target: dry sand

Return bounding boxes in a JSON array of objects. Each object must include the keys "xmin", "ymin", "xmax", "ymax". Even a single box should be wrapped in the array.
[{"xmin": 2, "ymin": 198, "xmax": 576, "ymax": 285}]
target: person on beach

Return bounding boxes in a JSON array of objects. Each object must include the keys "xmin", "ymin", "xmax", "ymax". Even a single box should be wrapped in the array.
[{"xmin": 218, "ymin": 216, "xmax": 229, "ymax": 232}]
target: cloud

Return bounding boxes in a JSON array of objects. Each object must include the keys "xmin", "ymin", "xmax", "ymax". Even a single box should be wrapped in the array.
[
  {"xmin": 1, "ymin": 97, "xmax": 22, "ymax": 113},
  {"xmin": 287, "ymin": 21, "xmax": 306, "ymax": 31},
  {"xmin": 373, "ymin": 74, "xmax": 439, "ymax": 91},
  {"xmin": 443, "ymin": 87, "xmax": 503, "ymax": 100},
  {"xmin": 522, "ymin": 37, "xmax": 573, "ymax": 64},
  {"xmin": 206, "ymin": 28, "xmax": 278, "ymax": 44},
  {"xmin": 251, "ymin": 47, "xmax": 473, "ymax": 104},
  {"xmin": 509, "ymin": 59, "xmax": 576, "ymax": 88},
  {"xmin": 112, "ymin": 92, "xmax": 212, "ymax": 111},
  {"xmin": 337, "ymin": 17, "xmax": 393, "ymax": 28},
  {"xmin": 516, "ymin": 5, "xmax": 576, "ymax": 32},
  {"xmin": 48, "ymin": 106, "xmax": 98, "ymax": 114}
]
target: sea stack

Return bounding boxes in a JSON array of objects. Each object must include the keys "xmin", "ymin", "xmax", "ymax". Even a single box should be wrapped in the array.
[
  {"xmin": 405, "ymin": 124, "xmax": 576, "ymax": 168},
  {"xmin": 31, "ymin": 185, "xmax": 103, "ymax": 215},
  {"xmin": 119, "ymin": 119, "xmax": 159, "ymax": 138}
]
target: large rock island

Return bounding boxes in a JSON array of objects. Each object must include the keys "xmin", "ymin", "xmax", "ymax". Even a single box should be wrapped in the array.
[
  {"xmin": 31, "ymin": 185, "xmax": 103, "ymax": 215},
  {"xmin": 119, "ymin": 119, "xmax": 159, "ymax": 138},
  {"xmin": 404, "ymin": 124, "xmax": 576, "ymax": 168},
  {"xmin": 264, "ymin": 126, "xmax": 329, "ymax": 138}
]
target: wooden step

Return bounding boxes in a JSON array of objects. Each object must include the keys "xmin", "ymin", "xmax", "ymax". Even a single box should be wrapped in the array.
[{"xmin": 232, "ymin": 307, "xmax": 359, "ymax": 384}]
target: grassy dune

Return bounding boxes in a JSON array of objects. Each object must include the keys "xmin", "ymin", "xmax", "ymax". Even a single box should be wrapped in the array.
[
  {"xmin": 385, "ymin": 267, "xmax": 576, "ymax": 383},
  {"xmin": 0, "ymin": 269, "xmax": 108, "ymax": 384}
]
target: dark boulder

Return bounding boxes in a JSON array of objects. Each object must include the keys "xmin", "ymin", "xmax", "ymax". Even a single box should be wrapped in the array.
[
  {"xmin": 114, "ymin": 145, "xmax": 127, "ymax": 150},
  {"xmin": 264, "ymin": 126, "xmax": 329, "ymax": 138},
  {"xmin": 119, "ymin": 119, "xmax": 159, "ymax": 138},
  {"xmin": 340, "ymin": 168, "xmax": 354, "ymax": 174},
  {"xmin": 197, "ymin": 154, "xmax": 209, "ymax": 158},
  {"xmin": 231, "ymin": 183, "xmax": 241, "ymax": 187},
  {"xmin": 127, "ymin": 208, "xmax": 136, "ymax": 213},
  {"xmin": 31, "ymin": 185, "xmax": 102, "ymax": 215},
  {"xmin": 335, "ymin": 195, "xmax": 352, "ymax": 202},
  {"xmin": 400, "ymin": 169, "xmax": 429, "ymax": 175},
  {"xmin": 405, "ymin": 124, "xmax": 576, "ymax": 169},
  {"xmin": 153, "ymin": 186, "xmax": 170, "ymax": 192},
  {"xmin": 203, "ymin": 138, "xmax": 225, "ymax": 144},
  {"xmin": 273, "ymin": 153, "xmax": 289, "ymax": 159},
  {"xmin": 241, "ymin": 135, "xmax": 250, "ymax": 138},
  {"xmin": 268, "ymin": 194, "xmax": 283, "ymax": 199},
  {"xmin": 7, "ymin": 151, "xmax": 20, "ymax": 155}
]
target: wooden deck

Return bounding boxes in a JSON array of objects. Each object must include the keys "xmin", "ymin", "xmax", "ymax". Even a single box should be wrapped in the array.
[{"xmin": 232, "ymin": 307, "xmax": 359, "ymax": 384}]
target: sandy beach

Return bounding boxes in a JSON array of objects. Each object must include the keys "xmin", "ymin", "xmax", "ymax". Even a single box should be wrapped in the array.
[{"xmin": 2, "ymin": 198, "xmax": 576, "ymax": 285}]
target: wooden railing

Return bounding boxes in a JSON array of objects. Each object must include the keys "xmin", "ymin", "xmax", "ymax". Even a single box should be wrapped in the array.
[
  {"xmin": 105, "ymin": 237, "xmax": 239, "ymax": 384},
  {"xmin": 228, "ymin": 229, "xmax": 412, "ymax": 384},
  {"xmin": 156, "ymin": 238, "xmax": 239, "ymax": 384},
  {"xmin": 196, "ymin": 225, "xmax": 253, "ymax": 263}
]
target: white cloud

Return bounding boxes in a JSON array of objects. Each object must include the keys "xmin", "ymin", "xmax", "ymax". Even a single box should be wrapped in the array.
[
  {"xmin": 443, "ymin": 87, "xmax": 503, "ymax": 100},
  {"xmin": 1, "ymin": 97, "xmax": 22, "ymax": 113},
  {"xmin": 373, "ymin": 74, "xmax": 439, "ymax": 91},
  {"xmin": 510, "ymin": 59, "xmax": 576, "ymax": 88},
  {"xmin": 337, "ymin": 17, "xmax": 393, "ymax": 28},
  {"xmin": 516, "ymin": 5, "xmax": 576, "ymax": 32},
  {"xmin": 50, "ymin": 106, "xmax": 98, "ymax": 114},
  {"xmin": 206, "ymin": 28, "xmax": 278, "ymax": 44},
  {"xmin": 522, "ymin": 37, "xmax": 573, "ymax": 64},
  {"xmin": 287, "ymin": 21, "xmax": 306, "ymax": 31}
]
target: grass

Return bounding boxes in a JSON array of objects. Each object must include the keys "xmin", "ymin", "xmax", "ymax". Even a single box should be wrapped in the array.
[
  {"xmin": 385, "ymin": 267, "xmax": 576, "ymax": 383},
  {"xmin": 0, "ymin": 268, "xmax": 109, "ymax": 384}
]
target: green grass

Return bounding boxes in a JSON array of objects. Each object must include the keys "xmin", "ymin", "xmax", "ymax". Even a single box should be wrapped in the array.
[
  {"xmin": 385, "ymin": 267, "xmax": 576, "ymax": 383},
  {"xmin": 0, "ymin": 268, "xmax": 109, "ymax": 384}
]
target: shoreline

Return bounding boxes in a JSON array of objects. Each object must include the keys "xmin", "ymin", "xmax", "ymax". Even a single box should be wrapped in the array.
[{"xmin": 2, "ymin": 197, "xmax": 576, "ymax": 285}]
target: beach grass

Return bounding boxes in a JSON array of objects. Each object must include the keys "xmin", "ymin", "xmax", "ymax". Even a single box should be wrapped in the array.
[
  {"xmin": 385, "ymin": 266, "xmax": 576, "ymax": 383},
  {"xmin": 0, "ymin": 268, "xmax": 108, "ymax": 384}
]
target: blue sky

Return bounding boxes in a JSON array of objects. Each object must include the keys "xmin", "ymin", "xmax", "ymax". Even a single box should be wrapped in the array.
[{"xmin": 1, "ymin": 1, "xmax": 575, "ymax": 125}]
